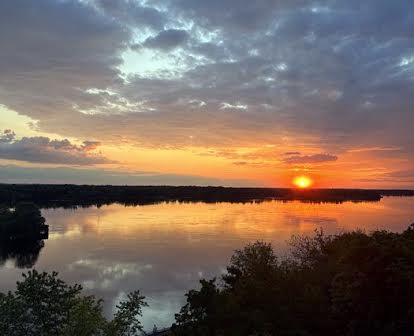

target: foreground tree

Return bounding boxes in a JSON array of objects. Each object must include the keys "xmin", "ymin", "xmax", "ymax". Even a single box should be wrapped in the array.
[
  {"xmin": 3, "ymin": 224, "xmax": 414, "ymax": 335},
  {"xmin": 0, "ymin": 270, "xmax": 147, "ymax": 336},
  {"xmin": 172, "ymin": 224, "xmax": 414, "ymax": 336}
]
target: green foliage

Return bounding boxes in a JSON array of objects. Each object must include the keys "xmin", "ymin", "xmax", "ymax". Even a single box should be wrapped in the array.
[
  {"xmin": 62, "ymin": 296, "xmax": 106, "ymax": 336},
  {"xmin": 172, "ymin": 225, "xmax": 414, "ymax": 336},
  {"xmin": 107, "ymin": 291, "xmax": 148, "ymax": 336},
  {"xmin": 0, "ymin": 270, "xmax": 147, "ymax": 336}
]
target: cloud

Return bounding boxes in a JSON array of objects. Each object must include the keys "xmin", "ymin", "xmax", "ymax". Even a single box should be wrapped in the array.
[
  {"xmin": 0, "ymin": 165, "xmax": 259, "ymax": 186},
  {"xmin": 0, "ymin": 0, "xmax": 130, "ymax": 120},
  {"xmin": 0, "ymin": 0, "xmax": 413, "ymax": 175},
  {"xmin": 81, "ymin": 141, "xmax": 102, "ymax": 151},
  {"xmin": 382, "ymin": 169, "xmax": 414, "ymax": 182},
  {"xmin": 0, "ymin": 129, "xmax": 16, "ymax": 143},
  {"xmin": 357, "ymin": 168, "xmax": 414, "ymax": 186},
  {"xmin": 91, "ymin": 0, "xmax": 166, "ymax": 29},
  {"xmin": 143, "ymin": 29, "xmax": 189, "ymax": 50},
  {"xmin": 220, "ymin": 102, "xmax": 248, "ymax": 110},
  {"xmin": 232, "ymin": 161, "xmax": 269, "ymax": 168},
  {"xmin": 0, "ymin": 130, "xmax": 112, "ymax": 165},
  {"xmin": 284, "ymin": 153, "xmax": 338, "ymax": 164},
  {"xmin": 348, "ymin": 147, "xmax": 402, "ymax": 153},
  {"xmin": 166, "ymin": 0, "xmax": 302, "ymax": 32}
]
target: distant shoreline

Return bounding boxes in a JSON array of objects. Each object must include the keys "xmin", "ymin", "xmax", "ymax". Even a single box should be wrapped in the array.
[{"xmin": 1, "ymin": 184, "xmax": 413, "ymax": 208}]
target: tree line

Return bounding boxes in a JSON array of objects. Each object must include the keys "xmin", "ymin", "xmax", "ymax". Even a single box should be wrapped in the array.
[{"xmin": 0, "ymin": 184, "xmax": 399, "ymax": 208}]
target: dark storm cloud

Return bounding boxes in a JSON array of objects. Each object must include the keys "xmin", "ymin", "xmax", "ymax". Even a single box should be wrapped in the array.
[
  {"xmin": 0, "ymin": 0, "xmax": 413, "ymax": 164},
  {"xmin": 0, "ymin": 130, "xmax": 112, "ymax": 165}
]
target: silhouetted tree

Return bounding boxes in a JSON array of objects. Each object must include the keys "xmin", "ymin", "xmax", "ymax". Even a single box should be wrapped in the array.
[
  {"xmin": 106, "ymin": 291, "xmax": 148, "ymax": 335},
  {"xmin": 0, "ymin": 203, "xmax": 48, "ymax": 268},
  {"xmin": 0, "ymin": 270, "xmax": 147, "ymax": 336},
  {"xmin": 172, "ymin": 224, "xmax": 414, "ymax": 336},
  {"xmin": 0, "ymin": 203, "xmax": 47, "ymax": 240}
]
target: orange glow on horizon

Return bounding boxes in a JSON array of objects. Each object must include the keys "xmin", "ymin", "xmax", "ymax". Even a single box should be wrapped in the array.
[{"xmin": 293, "ymin": 176, "xmax": 313, "ymax": 189}]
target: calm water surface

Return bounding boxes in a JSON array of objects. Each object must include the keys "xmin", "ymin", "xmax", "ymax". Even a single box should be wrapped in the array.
[{"xmin": 1, "ymin": 197, "xmax": 413, "ymax": 330}]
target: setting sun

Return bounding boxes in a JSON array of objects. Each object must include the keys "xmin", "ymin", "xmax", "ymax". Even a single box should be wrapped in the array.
[{"xmin": 293, "ymin": 176, "xmax": 313, "ymax": 189}]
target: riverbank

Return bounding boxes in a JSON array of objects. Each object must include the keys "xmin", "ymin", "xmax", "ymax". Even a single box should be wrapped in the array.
[{"xmin": 2, "ymin": 184, "xmax": 412, "ymax": 207}]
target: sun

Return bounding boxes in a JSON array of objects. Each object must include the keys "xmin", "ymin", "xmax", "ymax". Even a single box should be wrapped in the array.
[{"xmin": 293, "ymin": 176, "xmax": 313, "ymax": 189}]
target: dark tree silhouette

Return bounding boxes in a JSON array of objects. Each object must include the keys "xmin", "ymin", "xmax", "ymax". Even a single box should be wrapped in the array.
[
  {"xmin": 0, "ymin": 270, "xmax": 147, "ymax": 336},
  {"xmin": 0, "ymin": 203, "xmax": 48, "ymax": 240},
  {"xmin": 0, "ymin": 203, "xmax": 48, "ymax": 268},
  {"xmin": 0, "ymin": 184, "xmax": 398, "ymax": 209},
  {"xmin": 172, "ymin": 224, "xmax": 414, "ymax": 336}
]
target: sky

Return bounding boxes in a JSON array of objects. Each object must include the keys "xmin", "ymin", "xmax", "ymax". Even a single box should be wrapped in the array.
[{"xmin": 0, "ymin": 0, "xmax": 413, "ymax": 188}]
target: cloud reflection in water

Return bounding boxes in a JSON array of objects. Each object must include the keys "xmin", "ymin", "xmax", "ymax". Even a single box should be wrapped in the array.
[{"xmin": 1, "ymin": 198, "xmax": 414, "ymax": 329}]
